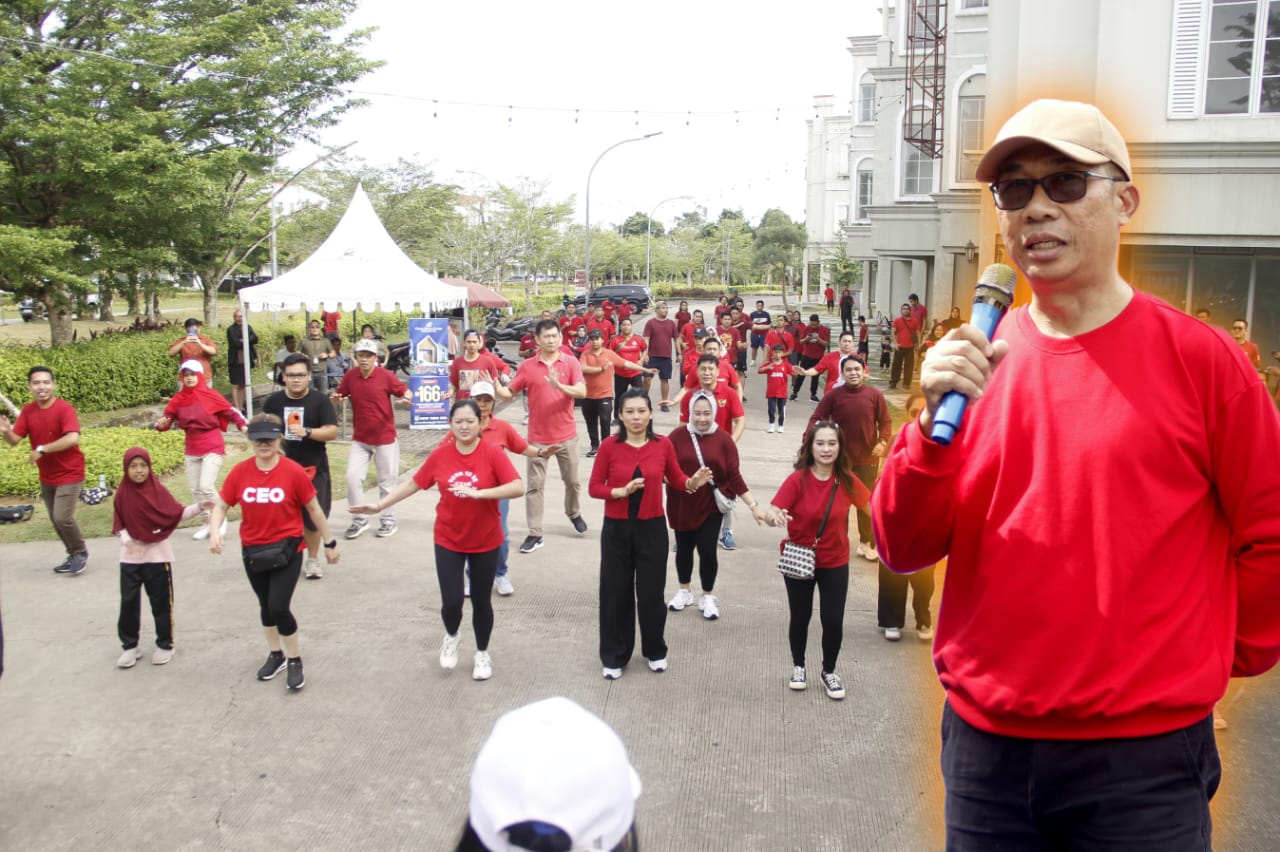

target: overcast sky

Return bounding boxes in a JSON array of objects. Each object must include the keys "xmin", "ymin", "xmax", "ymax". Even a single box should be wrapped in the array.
[{"xmin": 285, "ymin": 0, "xmax": 884, "ymax": 228}]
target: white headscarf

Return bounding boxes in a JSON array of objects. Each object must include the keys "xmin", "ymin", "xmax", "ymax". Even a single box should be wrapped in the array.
[{"xmin": 685, "ymin": 390, "xmax": 719, "ymax": 436}]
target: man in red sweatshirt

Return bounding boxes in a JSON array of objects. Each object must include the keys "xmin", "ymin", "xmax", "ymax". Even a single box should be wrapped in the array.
[{"xmin": 872, "ymin": 99, "xmax": 1280, "ymax": 849}]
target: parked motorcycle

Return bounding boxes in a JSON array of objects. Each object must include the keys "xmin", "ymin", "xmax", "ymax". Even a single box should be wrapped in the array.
[{"xmin": 384, "ymin": 341, "xmax": 412, "ymax": 377}]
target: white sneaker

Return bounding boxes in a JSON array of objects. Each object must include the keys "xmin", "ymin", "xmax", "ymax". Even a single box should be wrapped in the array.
[
  {"xmin": 862, "ymin": 544, "xmax": 879, "ymax": 561},
  {"xmin": 191, "ymin": 523, "xmax": 211, "ymax": 541},
  {"xmin": 151, "ymin": 647, "xmax": 174, "ymax": 665},
  {"xmin": 884, "ymin": 627, "xmax": 902, "ymax": 641},
  {"xmin": 602, "ymin": 666, "xmax": 623, "ymax": 680},
  {"xmin": 667, "ymin": 588, "xmax": 694, "ymax": 611},
  {"xmin": 439, "ymin": 632, "xmax": 460, "ymax": 669},
  {"xmin": 777, "ymin": 425, "xmax": 784, "ymax": 433},
  {"xmin": 304, "ymin": 557, "xmax": 323, "ymax": 579},
  {"xmin": 463, "ymin": 575, "xmax": 471, "ymax": 597},
  {"xmin": 767, "ymin": 424, "xmax": 776, "ymax": 433},
  {"xmin": 472, "ymin": 651, "xmax": 492, "ymax": 681},
  {"xmin": 699, "ymin": 593, "xmax": 720, "ymax": 620},
  {"xmin": 855, "ymin": 542, "xmax": 868, "ymax": 559},
  {"xmin": 648, "ymin": 658, "xmax": 668, "ymax": 673},
  {"xmin": 917, "ymin": 625, "xmax": 934, "ymax": 641},
  {"xmin": 117, "ymin": 647, "xmax": 143, "ymax": 668},
  {"xmin": 494, "ymin": 575, "xmax": 514, "ymax": 596}
]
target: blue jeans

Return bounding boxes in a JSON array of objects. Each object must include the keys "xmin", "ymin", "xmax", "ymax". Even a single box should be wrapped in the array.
[{"xmin": 469, "ymin": 498, "xmax": 510, "ymax": 580}]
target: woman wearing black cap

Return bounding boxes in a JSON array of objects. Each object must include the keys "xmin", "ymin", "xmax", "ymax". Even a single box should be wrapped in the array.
[{"xmin": 209, "ymin": 413, "xmax": 340, "ymax": 691}]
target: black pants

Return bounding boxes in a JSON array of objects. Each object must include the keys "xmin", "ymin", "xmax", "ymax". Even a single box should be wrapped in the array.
[
  {"xmin": 118, "ymin": 562, "xmax": 174, "ymax": 650},
  {"xmin": 852, "ymin": 464, "xmax": 877, "ymax": 546},
  {"xmin": 890, "ymin": 347, "xmax": 915, "ymax": 388},
  {"xmin": 581, "ymin": 397, "xmax": 613, "ymax": 450},
  {"xmin": 599, "ymin": 516, "xmax": 669, "ymax": 668},
  {"xmin": 674, "ymin": 509, "xmax": 722, "ymax": 590},
  {"xmin": 613, "ymin": 373, "xmax": 642, "ymax": 414},
  {"xmin": 783, "ymin": 565, "xmax": 849, "ymax": 673},
  {"xmin": 877, "ymin": 562, "xmax": 934, "ymax": 630},
  {"xmin": 767, "ymin": 397, "xmax": 787, "ymax": 425},
  {"xmin": 791, "ymin": 355, "xmax": 821, "ymax": 398},
  {"xmin": 941, "ymin": 702, "xmax": 1220, "ymax": 851},
  {"xmin": 243, "ymin": 549, "xmax": 302, "ymax": 636},
  {"xmin": 841, "ymin": 311, "xmax": 854, "ymax": 333},
  {"xmin": 436, "ymin": 544, "xmax": 499, "ymax": 651}
]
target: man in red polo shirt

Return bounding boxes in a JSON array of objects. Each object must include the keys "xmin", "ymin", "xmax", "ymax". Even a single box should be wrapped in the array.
[
  {"xmin": 558, "ymin": 303, "xmax": 586, "ymax": 337},
  {"xmin": 889, "ymin": 302, "xmax": 921, "ymax": 390},
  {"xmin": 499, "ymin": 319, "xmax": 587, "ymax": 553},
  {"xmin": 332, "ymin": 339, "xmax": 411, "ymax": 540},
  {"xmin": 1, "ymin": 366, "xmax": 89, "ymax": 574},
  {"xmin": 678, "ymin": 354, "xmax": 746, "ymax": 440},
  {"xmin": 789, "ymin": 314, "xmax": 830, "ymax": 402},
  {"xmin": 585, "ymin": 305, "xmax": 614, "ymax": 342},
  {"xmin": 799, "ymin": 330, "xmax": 858, "ymax": 396}
]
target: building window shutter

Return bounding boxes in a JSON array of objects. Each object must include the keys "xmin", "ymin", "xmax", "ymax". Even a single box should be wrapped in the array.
[{"xmin": 1167, "ymin": 0, "xmax": 1204, "ymax": 118}]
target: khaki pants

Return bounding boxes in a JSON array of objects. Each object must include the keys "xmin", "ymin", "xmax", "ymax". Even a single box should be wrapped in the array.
[
  {"xmin": 40, "ymin": 481, "xmax": 85, "ymax": 556},
  {"xmin": 525, "ymin": 437, "xmax": 580, "ymax": 536},
  {"xmin": 184, "ymin": 453, "xmax": 223, "ymax": 522},
  {"xmin": 346, "ymin": 441, "xmax": 399, "ymax": 523}
]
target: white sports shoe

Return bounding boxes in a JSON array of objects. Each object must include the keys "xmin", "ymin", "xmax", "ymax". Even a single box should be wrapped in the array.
[
  {"xmin": 667, "ymin": 588, "xmax": 694, "ymax": 611},
  {"xmin": 304, "ymin": 558, "xmax": 323, "ymax": 579},
  {"xmin": 116, "ymin": 648, "xmax": 143, "ymax": 668},
  {"xmin": 884, "ymin": 627, "xmax": 902, "ymax": 642},
  {"xmin": 191, "ymin": 523, "xmax": 211, "ymax": 541},
  {"xmin": 855, "ymin": 542, "xmax": 868, "ymax": 559},
  {"xmin": 862, "ymin": 544, "xmax": 879, "ymax": 562},
  {"xmin": 494, "ymin": 575, "xmax": 514, "ymax": 596},
  {"xmin": 439, "ymin": 633, "xmax": 460, "ymax": 669},
  {"xmin": 699, "ymin": 594, "xmax": 720, "ymax": 620},
  {"xmin": 648, "ymin": 658, "xmax": 668, "ymax": 672},
  {"xmin": 767, "ymin": 424, "xmax": 776, "ymax": 433},
  {"xmin": 472, "ymin": 651, "xmax": 492, "ymax": 681},
  {"xmin": 602, "ymin": 666, "xmax": 623, "ymax": 680},
  {"xmin": 777, "ymin": 425, "xmax": 785, "ymax": 433}
]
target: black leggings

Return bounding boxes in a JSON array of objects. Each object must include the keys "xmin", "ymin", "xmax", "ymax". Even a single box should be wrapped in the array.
[
  {"xmin": 783, "ymin": 564, "xmax": 849, "ymax": 673},
  {"xmin": 581, "ymin": 397, "xmax": 613, "ymax": 449},
  {"xmin": 243, "ymin": 550, "xmax": 302, "ymax": 636},
  {"xmin": 436, "ymin": 544, "xmax": 499, "ymax": 651},
  {"xmin": 674, "ymin": 510, "xmax": 722, "ymax": 590},
  {"xmin": 791, "ymin": 356, "xmax": 821, "ymax": 397}
]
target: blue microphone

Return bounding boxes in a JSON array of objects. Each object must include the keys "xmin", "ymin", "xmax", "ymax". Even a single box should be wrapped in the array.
[{"xmin": 929, "ymin": 263, "xmax": 1016, "ymax": 445}]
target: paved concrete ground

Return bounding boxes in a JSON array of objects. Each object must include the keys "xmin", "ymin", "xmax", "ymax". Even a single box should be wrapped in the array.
[{"xmin": 1, "ymin": 300, "xmax": 1277, "ymax": 851}]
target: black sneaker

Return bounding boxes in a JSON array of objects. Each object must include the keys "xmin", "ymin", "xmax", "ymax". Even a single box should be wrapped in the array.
[
  {"xmin": 286, "ymin": 657, "xmax": 305, "ymax": 691},
  {"xmin": 256, "ymin": 651, "xmax": 286, "ymax": 681},
  {"xmin": 586, "ymin": 447, "xmax": 598, "ymax": 458},
  {"xmin": 809, "ymin": 395, "xmax": 820, "ymax": 403},
  {"xmin": 52, "ymin": 555, "xmax": 73, "ymax": 573},
  {"xmin": 519, "ymin": 535, "xmax": 543, "ymax": 554},
  {"xmin": 821, "ymin": 670, "xmax": 846, "ymax": 700},
  {"xmin": 63, "ymin": 552, "xmax": 88, "ymax": 575},
  {"xmin": 570, "ymin": 516, "xmax": 588, "ymax": 535}
]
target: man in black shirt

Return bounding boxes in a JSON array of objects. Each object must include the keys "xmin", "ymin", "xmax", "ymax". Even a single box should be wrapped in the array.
[
  {"xmin": 748, "ymin": 300, "xmax": 771, "ymax": 367},
  {"xmin": 261, "ymin": 353, "xmax": 340, "ymax": 579}
]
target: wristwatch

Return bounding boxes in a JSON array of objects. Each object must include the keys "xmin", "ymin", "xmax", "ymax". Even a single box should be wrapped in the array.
[
  {"xmin": 35, "ymin": 445, "xmax": 45, "ymax": 455},
  {"xmin": 324, "ymin": 539, "xmax": 337, "ymax": 549},
  {"xmin": 304, "ymin": 427, "xmax": 313, "ymax": 438}
]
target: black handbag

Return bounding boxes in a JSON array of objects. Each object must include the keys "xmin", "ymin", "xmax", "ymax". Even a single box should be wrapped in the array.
[{"xmin": 243, "ymin": 538, "xmax": 300, "ymax": 574}]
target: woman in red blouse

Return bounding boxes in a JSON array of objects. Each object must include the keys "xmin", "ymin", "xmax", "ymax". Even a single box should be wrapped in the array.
[
  {"xmin": 588, "ymin": 389, "xmax": 712, "ymax": 680},
  {"xmin": 666, "ymin": 391, "xmax": 766, "ymax": 621},
  {"xmin": 674, "ymin": 300, "xmax": 692, "ymax": 330},
  {"xmin": 764, "ymin": 421, "xmax": 867, "ymax": 700},
  {"xmin": 354, "ymin": 399, "xmax": 524, "ymax": 682},
  {"xmin": 609, "ymin": 317, "xmax": 651, "ymax": 403}
]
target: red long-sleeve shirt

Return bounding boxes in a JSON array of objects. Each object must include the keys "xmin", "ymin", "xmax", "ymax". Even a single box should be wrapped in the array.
[
  {"xmin": 589, "ymin": 434, "xmax": 694, "ymax": 521},
  {"xmin": 807, "ymin": 383, "xmax": 891, "ymax": 464},
  {"xmin": 872, "ymin": 291, "xmax": 1280, "ymax": 741}
]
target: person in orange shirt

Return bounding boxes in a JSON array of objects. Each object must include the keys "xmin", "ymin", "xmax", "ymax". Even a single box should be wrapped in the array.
[
  {"xmin": 166, "ymin": 317, "xmax": 218, "ymax": 385},
  {"xmin": 579, "ymin": 329, "xmax": 652, "ymax": 457}
]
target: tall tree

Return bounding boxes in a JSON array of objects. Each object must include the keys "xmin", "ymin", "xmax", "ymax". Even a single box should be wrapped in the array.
[
  {"xmin": 753, "ymin": 208, "xmax": 807, "ymax": 287},
  {"xmin": 620, "ymin": 212, "xmax": 664, "ymax": 239},
  {"xmin": 0, "ymin": 1, "xmax": 378, "ymax": 343}
]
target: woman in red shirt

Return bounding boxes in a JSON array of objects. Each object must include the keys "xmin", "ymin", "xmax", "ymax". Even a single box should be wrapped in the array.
[
  {"xmin": 448, "ymin": 329, "xmax": 510, "ymax": 400},
  {"xmin": 588, "ymin": 389, "xmax": 712, "ymax": 680},
  {"xmin": 210, "ymin": 415, "xmax": 340, "ymax": 692},
  {"xmin": 764, "ymin": 421, "xmax": 866, "ymax": 700},
  {"xmin": 674, "ymin": 300, "xmax": 691, "ymax": 329},
  {"xmin": 666, "ymin": 391, "xmax": 766, "ymax": 621},
  {"xmin": 355, "ymin": 399, "xmax": 524, "ymax": 682},
  {"xmin": 609, "ymin": 317, "xmax": 652, "ymax": 403},
  {"xmin": 155, "ymin": 360, "xmax": 247, "ymax": 540}
]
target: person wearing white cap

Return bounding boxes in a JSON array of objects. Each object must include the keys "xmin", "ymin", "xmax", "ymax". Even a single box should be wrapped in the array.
[
  {"xmin": 155, "ymin": 359, "xmax": 247, "ymax": 540},
  {"xmin": 456, "ymin": 696, "xmax": 641, "ymax": 852},
  {"xmin": 873, "ymin": 98, "xmax": 1280, "ymax": 848}
]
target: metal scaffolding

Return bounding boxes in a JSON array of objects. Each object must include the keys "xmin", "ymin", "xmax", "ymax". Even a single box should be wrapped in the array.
[{"xmin": 904, "ymin": 0, "xmax": 947, "ymax": 158}]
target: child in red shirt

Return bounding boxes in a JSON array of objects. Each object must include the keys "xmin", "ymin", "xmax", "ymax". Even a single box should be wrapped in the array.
[{"xmin": 758, "ymin": 345, "xmax": 795, "ymax": 433}]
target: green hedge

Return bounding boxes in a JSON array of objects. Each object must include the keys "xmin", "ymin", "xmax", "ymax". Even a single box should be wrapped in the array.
[{"xmin": 0, "ymin": 427, "xmax": 185, "ymax": 498}]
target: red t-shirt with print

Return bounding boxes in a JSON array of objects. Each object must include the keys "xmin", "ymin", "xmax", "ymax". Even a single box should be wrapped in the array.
[
  {"xmin": 413, "ymin": 438, "xmax": 520, "ymax": 552},
  {"xmin": 758, "ymin": 359, "xmax": 795, "ymax": 398},
  {"xmin": 219, "ymin": 456, "xmax": 316, "ymax": 546},
  {"xmin": 682, "ymin": 360, "xmax": 740, "ymax": 390},
  {"xmin": 610, "ymin": 334, "xmax": 647, "ymax": 378}
]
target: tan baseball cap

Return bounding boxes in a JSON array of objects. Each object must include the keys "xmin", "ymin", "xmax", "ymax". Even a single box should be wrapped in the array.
[{"xmin": 975, "ymin": 99, "xmax": 1131, "ymax": 183}]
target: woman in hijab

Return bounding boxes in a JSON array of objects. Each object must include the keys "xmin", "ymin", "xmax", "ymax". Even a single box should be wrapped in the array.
[
  {"xmin": 155, "ymin": 359, "xmax": 246, "ymax": 540},
  {"xmin": 665, "ymin": 391, "xmax": 766, "ymax": 621},
  {"xmin": 112, "ymin": 447, "xmax": 212, "ymax": 668}
]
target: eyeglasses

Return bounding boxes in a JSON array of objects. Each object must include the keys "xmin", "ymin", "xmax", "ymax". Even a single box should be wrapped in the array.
[{"xmin": 988, "ymin": 170, "xmax": 1125, "ymax": 211}]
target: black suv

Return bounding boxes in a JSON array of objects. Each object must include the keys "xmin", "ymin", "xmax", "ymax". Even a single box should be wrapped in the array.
[{"xmin": 571, "ymin": 284, "xmax": 651, "ymax": 313}]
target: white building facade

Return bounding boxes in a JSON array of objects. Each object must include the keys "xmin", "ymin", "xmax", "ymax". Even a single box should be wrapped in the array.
[{"xmin": 804, "ymin": 0, "xmax": 1279, "ymax": 360}]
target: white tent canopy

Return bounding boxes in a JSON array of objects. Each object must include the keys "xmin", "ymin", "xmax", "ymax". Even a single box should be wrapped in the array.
[{"xmin": 238, "ymin": 183, "xmax": 465, "ymax": 313}]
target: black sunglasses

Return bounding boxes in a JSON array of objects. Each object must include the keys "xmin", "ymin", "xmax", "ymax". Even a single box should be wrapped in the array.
[{"xmin": 989, "ymin": 170, "xmax": 1125, "ymax": 211}]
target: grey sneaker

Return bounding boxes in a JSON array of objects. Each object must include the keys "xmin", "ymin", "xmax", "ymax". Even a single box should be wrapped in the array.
[
  {"xmin": 570, "ymin": 515, "xmax": 588, "ymax": 534},
  {"xmin": 63, "ymin": 552, "xmax": 88, "ymax": 575},
  {"xmin": 256, "ymin": 651, "xmax": 286, "ymax": 681},
  {"xmin": 286, "ymin": 657, "xmax": 305, "ymax": 690},
  {"xmin": 518, "ymin": 535, "xmax": 543, "ymax": 554},
  {"xmin": 344, "ymin": 519, "xmax": 368, "ymax": 540},
  {"xmin": 376, "ymin": 520, "xmax": 398, "ymax": 538}
]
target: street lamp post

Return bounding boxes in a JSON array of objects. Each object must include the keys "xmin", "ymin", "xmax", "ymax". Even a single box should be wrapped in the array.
[
  {"xmin": 646, "ymin": 194, "xmax": 693, "ymax": 292},
  {"xmin": 584, "ymin": 132, "xmax": 662, "ymax": 295}
]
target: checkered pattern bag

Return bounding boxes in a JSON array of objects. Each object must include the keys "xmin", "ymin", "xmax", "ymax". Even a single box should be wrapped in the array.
[{"xmin": 775, "ymin": 479, "xmax": 838, "ymax": 581}]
